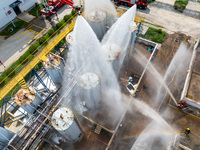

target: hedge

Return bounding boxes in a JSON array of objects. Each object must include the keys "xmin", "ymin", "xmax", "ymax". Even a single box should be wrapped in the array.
[
  {"xmin": 56, "ymin": 20, "xmax": 65, "ymax": 29},
  {"xmin": 19, "ymin": 51, "xmax": 31, "ymax": 65},
  {"xmin": 38, "ymin": 35, "xmax": 49, "ymax": 45},
  {"xmin": 0, "ymin": 10, "xmax": 78, "ymax": 90},
  {"xmin": 28, "ymin": 41, "xmax": 40, "ymax": 55},
  {"xmin": 64, "ymin": 14, "xmax": 73, "ymax": 22},
  {"xmin": 0, "ymin": 76, "xmax": 5, "ymax": 87},
  {"xmin": 47, "ymin": 28, "xmax": 55, "ymax": 37},
  {"xmin": 142, "ymin": 27, "xmax": 167, "ymax": 43}
]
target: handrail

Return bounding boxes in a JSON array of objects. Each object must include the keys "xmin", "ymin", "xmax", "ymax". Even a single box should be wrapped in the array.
[{"xmin": 0, "ymin": 17, "xmax": 76, "ymax": 100}]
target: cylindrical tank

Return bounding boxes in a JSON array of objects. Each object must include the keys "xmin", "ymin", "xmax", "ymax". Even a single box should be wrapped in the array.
[
  {"xmin": 85, "ymin": 10, "xmax": 107, "ymax": 40},
  {"xmin": 14, "ymin": 87, "xmax": 43, "ymax": 114},
  {"xmin": 0, "ymin": 127, "xmax": 14, "ymax": 149},
  {"xmin": 102, "ymin": 44, "xmax": 122, "ymax": 75},
  {"xmin": 43, "ymin": 54, "xmax": 64, "ymax": 88},
  {"xmin": 79, "ymin": 72, "xmax": 101, "ymax": 109},
  {"xmin": 65, "ymin": 31, "xmax": 73, "ymax": 47},
  {"xmin": 51, "ymin": 107, "xmax": 83, "ymax": 142}
]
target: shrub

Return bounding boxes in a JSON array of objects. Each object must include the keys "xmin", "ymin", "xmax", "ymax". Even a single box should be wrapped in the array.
[
  {"xmin": 0, "ymin": 76, "xmax": 5, "ymax": 87},
  {"xmin": 28, "ymin": 54, "xmax": 34, "ymax": 61},
  {"xmin": 71, "ymin": 10, "xmax": 77, "ymax": 16},
  {"xmin": 19, "ymin": 51, "xmax": 31, "ymax": 65},
  {"xmin": 64, "ymin": 14, "xmax": 73, "ymax": 22},
  {"xmin": 58, "ymin": 38, "xmax": 66, "ymax": 47},
  {"xmin": 11, "ymin": 60, "xmax": 21, "ymax": 72},
  {"xmin": 38, "ymin": 35, "xmax": 49, "ymax": 45},
  {"xmin": 174, "ymin": 0, "xmax": 188, "ymax": 12},
  {"xmin": 56, "ymin": 20, "xmax": 65, "ymax": 29},
  {"xmin": 35, "ymin": 62, "xmax": 43, "ymax": 71},
  {"xmin": 28, "ymin": 41, "xmax": 40, "ymax": 55},
  {"xmin": 5, "ymin": 66, "xmax": 16, "ymax": 77},
  {"xmin": 52, "ymin": 26, "xmax": 57, "ymax": 31},
  {"xmin": 47, "ymin": 29, "xmax": 55, "ymax": 37},
  {"xmin": 144, "ymin": 27, "xmax": 166, "ymax": 43}
]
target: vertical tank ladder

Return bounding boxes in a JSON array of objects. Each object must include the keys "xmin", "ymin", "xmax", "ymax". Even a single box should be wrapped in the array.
[
  {"xmin": 94, "ymin": 125, "xmax": 102, "ymax": 135},
  {"xmin": 18, "ymin": 78, "xmax": 28, "ymax": 89}
]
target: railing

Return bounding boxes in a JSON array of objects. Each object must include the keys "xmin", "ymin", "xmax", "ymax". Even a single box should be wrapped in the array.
[{"xmin": 0, "ymin": 16, "xmax": 77, "ymax": 101}]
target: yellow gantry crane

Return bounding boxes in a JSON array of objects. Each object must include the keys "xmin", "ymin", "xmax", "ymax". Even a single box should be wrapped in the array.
[{"xmin": 0, "ymin": 19, "xmax": 76, "ymax": 101}]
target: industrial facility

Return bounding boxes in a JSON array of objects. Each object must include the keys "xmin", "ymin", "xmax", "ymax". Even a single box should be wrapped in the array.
[{"xmin": 0, "ymin": 0, "xmax": 200, "ymax": 150}]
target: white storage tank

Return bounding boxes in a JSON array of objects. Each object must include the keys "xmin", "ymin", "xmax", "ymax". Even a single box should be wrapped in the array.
[
  {"xmin": 51, "ymin": 107, "xmax": 83, "ymax": 142},
  {"xmin": 79, "ymin": 72, "xmax": 101, "ymax": 109},
  {"xmin": 102, "ymin": 44, "xmax": 122, "ymax": 75},
  {"xmin": 0, "ymin": 127, "xmax": 14, "ymax": 149},
  {"xmin": 65, "ymin": 31, "xmax": 73, "ymax": 47},
  {"xmin": 43, "ymin": 54, "xmax": 64, "ymax": 88},
  {"xmin": 14, "ymin": 87, "xmax": 43, "ymax": 114},
  {"xmin": 85, "ymin": 10, "xmax": 107, "ymax": 40}
]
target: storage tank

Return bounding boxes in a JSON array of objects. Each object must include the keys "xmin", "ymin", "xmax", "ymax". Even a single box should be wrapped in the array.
[
  {"xmin": 85, "ymin": 10, "xmax": 107, "ymax": 40},
  {"xmin": 102, "ymin": 44, "xmax": 122, "ymax": 75},
  {"xmin": 65, "ymin": 31, "xmax": 73, "ymax": 47},
  {"xmin": 51, "ymin": 107, "xmax": 83, "ymax": 142},
  {"xmin": 43, "ymin": 54, "xmax": 64, "ymax": 88},
  {"xmin": 0, "ymin": 127, "xmax": 14, "ymax": 149},
  {"xmin": 79, "ymin": 72, "xmax": 101, "ymax": 109},
  {"xmin": 14, "ymin": 87, "xmax": 43, "ymax": 114}
]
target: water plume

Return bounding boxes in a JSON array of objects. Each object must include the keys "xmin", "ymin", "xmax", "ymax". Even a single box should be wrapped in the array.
[
  {"xmin": 101, "ymin": 5, "xmax": 137, "ymax": 76},
  {"xmin": 84, "ymin": 0, "xmax": 118, "ymax": 40},
  {"xmin": 62, "ymin": 16, "xmax": 124, "ymax": 127}
]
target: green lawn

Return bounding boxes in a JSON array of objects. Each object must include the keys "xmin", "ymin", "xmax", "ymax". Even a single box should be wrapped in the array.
[
  {"xmin": 142, "ymin": 27, "xmax": 167, "ymax": 43},
  {"xmin": 174, "ymin": 0, "xmax": 188, "ymax": 12},
  {"xmin": 0, "ymin": 20, "xmax": 27, "ymax": 36},
  {"xmin": 28, "ymin": 3, "xmax": 43, "ymax": 16}
]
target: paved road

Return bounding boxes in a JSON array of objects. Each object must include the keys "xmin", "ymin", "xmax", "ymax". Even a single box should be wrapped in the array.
[
  {"xmin": 136, "ymin": 0, "xmax": 200, "ymax": 38},
  {"xmin": 0, "ymin": 2, "xmax": 77, "ymax": 73}
]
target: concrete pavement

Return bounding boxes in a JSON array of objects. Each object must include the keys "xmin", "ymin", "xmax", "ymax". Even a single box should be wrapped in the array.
[
  {"xmin": 136, "ymin": 0, "xmax": 200, "ymax": 38},
  {"xmin": 0, "ymin": 3, "xmax": 76, "ymax": 73}
]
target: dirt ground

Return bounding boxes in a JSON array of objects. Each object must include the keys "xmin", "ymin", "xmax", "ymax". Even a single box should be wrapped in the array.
[
  {"xmin": 110, "ymin": 32, "xmax": 200, "ymax": 149},
  {"xmin": 40, "ymin": 32, "xmax": 200, "ymax": 150}
]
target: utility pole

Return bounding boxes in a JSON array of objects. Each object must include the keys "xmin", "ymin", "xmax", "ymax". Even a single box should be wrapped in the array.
[{"xmin": 3, "ymin": 7, "xmax": 16, "ymax": 28}]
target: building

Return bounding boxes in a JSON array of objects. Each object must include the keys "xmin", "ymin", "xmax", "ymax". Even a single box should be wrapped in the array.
[{"xmin": 0, "ymin": 0, "xmax": 37, "ymax": 28}]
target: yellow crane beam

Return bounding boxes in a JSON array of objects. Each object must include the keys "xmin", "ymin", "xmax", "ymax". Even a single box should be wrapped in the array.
[
  {"xmin": 0, "ymin": 19, "xmax": 76, "ymax": 101},
  {"xmin": 116, "ymin": 7, "xmax": 145, "ymax": 23}
]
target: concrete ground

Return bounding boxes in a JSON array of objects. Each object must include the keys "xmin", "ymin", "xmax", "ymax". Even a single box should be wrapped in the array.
[
  {"xmin": 136, "ymin": 0, "xmax": 200, "ymax": 38},
  {"xmin": 0, "ymin": 0, "xmax": 80, "ymax": 73}
]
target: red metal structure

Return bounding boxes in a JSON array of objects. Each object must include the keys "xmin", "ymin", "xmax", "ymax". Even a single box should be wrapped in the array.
[
  {"xmin": 115, "ymin": 0, "xmax": 148, "ymax": 9},
  {"xmin": 37, "ymin": 0, "xmax": 75, "ymax": 17}
]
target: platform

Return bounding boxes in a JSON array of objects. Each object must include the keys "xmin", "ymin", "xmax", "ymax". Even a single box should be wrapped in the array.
[{"xmin": 17, "ymin": 12, "xmax": 35, "ymax": 23}]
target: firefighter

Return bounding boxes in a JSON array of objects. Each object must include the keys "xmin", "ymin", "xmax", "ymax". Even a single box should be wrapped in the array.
[
  {"xmin": 177, "ymin": 103, "xmax": 184, "ymax": 110},
  {"xmin": 185, "ymin": 128, "xmax": 191, "ymax": 135},
  {"xmin": 181, "ymin": 100, "xmax": 186, "ymax": 106}
]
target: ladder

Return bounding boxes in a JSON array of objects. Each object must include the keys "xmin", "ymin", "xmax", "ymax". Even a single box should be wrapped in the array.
[{"xmin": 94, "ymin": 125, "xmax": 102, "ymax": 135}]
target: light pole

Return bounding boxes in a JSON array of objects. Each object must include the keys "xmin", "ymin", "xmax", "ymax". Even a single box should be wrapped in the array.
[{"xmin": 3, "ymin": 7, "xmax": 16, "ymax": 28}]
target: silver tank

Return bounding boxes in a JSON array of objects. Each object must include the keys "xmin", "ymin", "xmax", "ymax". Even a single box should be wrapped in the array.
[
  {"xmin": 51, "ymin": 107, "xmax": 83, "ymax": 142},
  {"xmin": 79, "ymin": 73, "xmax": 101, "ymax": 109},
  {"xmin": 85, "ymin": 10, "xmax": 107, "ymax": 40},
  {"xmin": 43, "ymin": 54, "xmax": 64, "ymax": 88},
  {"xmin": 0, "ymin": 127, "xmax": 14, "ymax": 149},
  {"xmin": 14, "ymin": 87, "xmax": 43, "ymax": 114}
]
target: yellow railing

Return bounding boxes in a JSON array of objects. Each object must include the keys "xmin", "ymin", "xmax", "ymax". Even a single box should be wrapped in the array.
[
  {"xmin": 116, "ymin": 8, "xmax": 145, "ymax": 23},
  {"xmin": 0, "ymin": 18, "xmax": 76, "ymax": 100}
]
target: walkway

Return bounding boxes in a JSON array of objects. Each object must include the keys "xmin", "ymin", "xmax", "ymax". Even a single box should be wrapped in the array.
[{"xmin": 150, "ymin": 1, "xmax": 200, "ymax": 19}]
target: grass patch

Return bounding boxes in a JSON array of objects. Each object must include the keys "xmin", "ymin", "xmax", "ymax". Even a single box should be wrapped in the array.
[
  {"xmin": 142, "ymin": 27, "xmax": 167, "ymax": 43},
  {"xmin": 0, "ymin": 10, "xmax": 78, "ymax": 100},
  {"xmin": 148, "ymin": 0, "xmax": 155, "ymax": 3},
  {"xmin": 174, "ymin": 0, "xmax": 188, "ymax": 12},
  {"xmin": 0, "ymin": 20, "xmax": 27, "ymax": 36},
  {"xmin": 28, "ymin": 3, "xmax": 43, "ymax": 16},
  {"xmin": 143, "ymin": 21, "xmax": 164, "ymax": 28}
]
